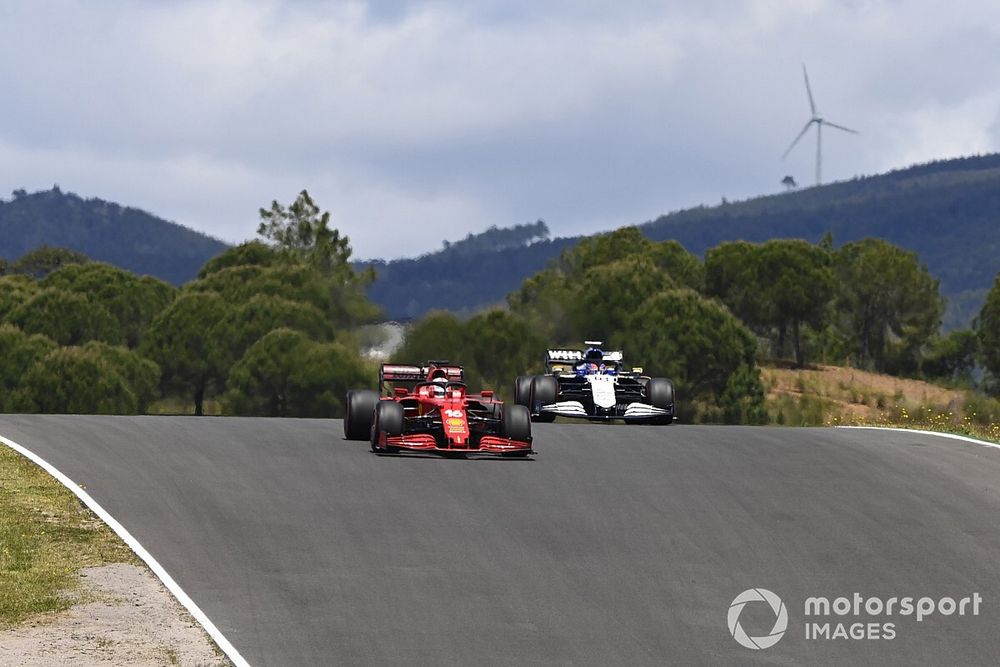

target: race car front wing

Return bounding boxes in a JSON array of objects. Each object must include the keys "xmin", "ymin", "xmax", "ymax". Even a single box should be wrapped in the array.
[
  {"xmin": 539, "ymin": 400, "xmax": 673, "ymax": 420},
  {"xmin": 382, "ymin": 433, "xmax": 534, "ymax": 455}
]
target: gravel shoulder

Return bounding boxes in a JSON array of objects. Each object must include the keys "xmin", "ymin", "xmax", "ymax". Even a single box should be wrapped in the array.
[{"xmin": 0, "ymin": 563, "xmax": 230, "ymax": 667}]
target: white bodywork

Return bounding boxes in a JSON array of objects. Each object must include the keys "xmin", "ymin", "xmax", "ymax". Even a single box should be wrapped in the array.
[{"xmin": 588, "ymin": 375, "xmax": 617, "ymax": 408}]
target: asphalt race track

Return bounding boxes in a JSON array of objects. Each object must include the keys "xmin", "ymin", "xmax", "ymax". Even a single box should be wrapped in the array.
[{"xmin": 1, "ymin": 416, "xmax": 998, "ymax": 666}]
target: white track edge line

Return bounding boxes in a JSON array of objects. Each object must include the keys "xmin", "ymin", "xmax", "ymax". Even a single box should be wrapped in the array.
[
  {"xmin": 0, "ymin": 433, "xmax": 251, "ymax": 667},
  {"xmin": 835, "ymin": 425, "xmax": 1000, "ymax": 450}
]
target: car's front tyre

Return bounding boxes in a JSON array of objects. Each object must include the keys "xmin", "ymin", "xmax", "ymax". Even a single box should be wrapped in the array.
[
  {"xmin": 646, "ymin": 378, "xmax": 675, "ymax": 425},
  {"xmin": 344, "ymin": 389, "xmax": 379, "ymax": 440},
  {"xmin": 501, "ymin": 403, "xmax": 532, "ymax": 457},
  {"xmin": 370, "ymin": 400, "xmax": 404, "ymax": 452}
]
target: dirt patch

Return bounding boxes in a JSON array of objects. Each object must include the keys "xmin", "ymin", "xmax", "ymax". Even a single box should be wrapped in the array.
[
  {"xmin": 762, "ymin": 364, "xmax": 969, "ymax": 421},
  {"xmin": 0, "ymin": 563, "xmax": 230, "ymax": 666}
]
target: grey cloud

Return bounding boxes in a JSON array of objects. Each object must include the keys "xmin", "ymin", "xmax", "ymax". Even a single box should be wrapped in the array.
[{"xmin": 2, "ymin": 0, "xmax": 1000, "ymax": 257}]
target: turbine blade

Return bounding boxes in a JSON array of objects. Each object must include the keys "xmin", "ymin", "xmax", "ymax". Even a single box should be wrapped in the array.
[
  {"xmin": 782, "ymin": 120, "xmax": 814, "ymax": 158},
  {"xmin": 822, "ymin": 120, "xmax": 859, "ymax": 134},
  {"xmin": 803, "ymin": 64, "xmax": 817, "ymax": 115}
]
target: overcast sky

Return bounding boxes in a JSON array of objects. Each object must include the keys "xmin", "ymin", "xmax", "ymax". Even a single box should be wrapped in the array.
[{"xmin": 1, "ymin": 1, "xmax": 998, "ymax": 259}]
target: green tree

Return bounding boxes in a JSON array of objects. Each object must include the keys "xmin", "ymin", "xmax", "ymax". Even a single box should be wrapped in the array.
[
  {"xmin": 255, "ymin": 191, "xmax": 378, "ymax": 328},
  {"xmin": 462, "ymin": 310, "xmax": 546, "ymax": 392},
  {"xmin": 208, "ymin": 294, "xmax": 334, "ymax": 372},
  {"xmin": 198, "ymin": 241, "xmax": 284, "ymax": 279},
  {"xmin": 648, "ymin": 240, "xmax": 705, "ymax": 292},
  {"xmin": 707, "ymin": 239, "xmax": 835, "ymax": 366},
  {"xmin": 834, "ymin": 239, "xmax": 944, "ymax": 372},
  {"xmin": 80, "ymin": 342, "xmax": 161, "ymax": 413},
  {"xmin": 573, "ymin": 256, "xmax": 673, "ymax": 343},
  {"xmin": 0, "ymin": 275, "xmax": 40, "ymax": 322},
  {"xmin": 13, "ymin": 346, "xmax": 139, "ymax": 414},
  {"xmin": 0, "ymin": 325, "xmax": 57, "ymax": 410},
  {"xmin": 508, "ymin": 227, "xmax": 703, "ymax": 345},
  {"xmin": 40, "ymin": 263, "xmax": 176, "ymax": 347},
  {"xmin": 718, "ymin": 363, "xmax": 769, "ymax": 425},
  {"xmin": 922, "ymin": 329, "xmax": 979, "ymax": 382},
  {"xmin": 977, "ymin": 273, "xmax": 1000, "ymax": 388},
  {"xmin": 705, "ymin": 241, "xmax": 763, "ymax": 330},
  {"xmin": 190, "ymin": 263, "xmax": 376, "ymax": 331},
  {"xmin": 395, "ymin": 311, "xmax": 468, "ymax": 364},
  {"xmin": 10, "ymin": 289, "xmax": 122, "ymax": 346},
  {"xmin": 10, "ymin": 246, "xmax": 89, "ymax": 279},
  {"xmin": 223, "ymin": 329, "xmax": 367, "ymax": 417},
  {"xmin": 756, "ymin": 240, "xmax": 835, "ymax": 366},
  {"xmin": 620, "ymin": 289, "xmax": 764, "ymax": 421},
  {"xmin": 507, "ymin": 269, "xmax": 577, "ymax": 343},
  {"xmin": 561, "ymin": 227, "xmax": 650, "ymax": 275},
  {"xmin": 140, "ymin": 291, "xmax": 232, "ymax": 415},
  {"xmin": 257, "ymin": 189, "xmax": 371, "ymax": 285}
]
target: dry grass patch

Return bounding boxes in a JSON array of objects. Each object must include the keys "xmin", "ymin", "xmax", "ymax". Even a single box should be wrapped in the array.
[
  {"xmin": 762, "ymin": 364, "xmax": 1000, "ymax": 442},
  {"xmin": 0, "ymin": 444, "xmax": 137, "ymax": 626}
]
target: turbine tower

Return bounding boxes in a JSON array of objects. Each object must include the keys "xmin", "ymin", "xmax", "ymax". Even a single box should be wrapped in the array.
[{"xmin": 782, "ymin": 65, "xmax": 858, "ymax": 185}]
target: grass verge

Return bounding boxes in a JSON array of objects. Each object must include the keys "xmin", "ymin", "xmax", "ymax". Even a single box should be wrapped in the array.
[
  {"xmin": 830, "ymin": 409, "xmax": 1000, "ymax": 444},
  {"xmin": 0, "ymin": 443, "xmax": 137, "ymax": 627}
]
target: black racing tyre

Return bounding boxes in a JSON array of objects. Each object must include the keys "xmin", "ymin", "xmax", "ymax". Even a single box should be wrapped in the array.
[
  {"xmin": 513, "ymin": 375, "xmax": 534, "ymax": 408},
  {"xmin": 370, "ymin": 400, "xmax": 405, "ymax": 452},
  {"xmin": 344, "ymin": 390, "xmax": 379, "ymax": 440},
  {"xmin": 646, "ymin": 378, "xmax": 675, "ymax": 425},
  {"xmin": 529, "ymin": 375, "xmax": 558, "ymax": 423},
  {"xmin": 502, "ymin": 403, "xmax": 532, "ymax": 442}
]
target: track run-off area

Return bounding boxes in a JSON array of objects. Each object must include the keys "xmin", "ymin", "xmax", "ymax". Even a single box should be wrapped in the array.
[{"xmin": 1, "ymin": 416, "xmax": 998, "ymax": 666}]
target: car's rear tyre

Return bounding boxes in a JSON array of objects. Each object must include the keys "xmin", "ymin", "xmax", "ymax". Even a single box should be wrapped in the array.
[
  {"xmin": 529, "ymin": 375, "xmax": 558, "ymax": 422},
  {"xmin": 344, "ymin": 390, "xmax": 379, "ymax": 440},
  {"xmin": 513, "ymin": 375, "xmax": 533, "ymax": 408},
  {"xmin": 370, "ymin": 400, "xmax": 404, "ymax": 452},
  {"xmin": 646, "ymin": 378, "xmax": 675, "ymax": 425}
]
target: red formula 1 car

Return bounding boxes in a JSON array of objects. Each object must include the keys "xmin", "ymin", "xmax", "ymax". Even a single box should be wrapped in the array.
[{"xmin": 343, "ymin": 362, "xmax": 534, "ymax": 457}]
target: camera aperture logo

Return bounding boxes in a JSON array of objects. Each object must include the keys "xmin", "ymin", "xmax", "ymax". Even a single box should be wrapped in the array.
[
  {"xmin": 728, "ymin": 588, "xmax": 788, "ymax": 650},
  {"xmin": 729, "ymin": 588, "xmax": 983, "ymax": 649}
]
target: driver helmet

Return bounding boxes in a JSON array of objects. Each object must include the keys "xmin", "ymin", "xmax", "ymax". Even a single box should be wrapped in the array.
[
  {"xmin": 584, "ymin": 346, "xmax": 604, "ymax": 362},
  {"xmin": 430, "ymin": 370, "xmax": 448, "ymax": 396}
]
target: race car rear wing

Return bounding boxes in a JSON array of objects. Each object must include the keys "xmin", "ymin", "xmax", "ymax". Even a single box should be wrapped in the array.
[
  {"xmin": 545, "ymin": 348, "xmax": 624, "ymax": 367},
  {"xmin": 379, "ymin": 362, "xmax": 464, "ymax": 393}
]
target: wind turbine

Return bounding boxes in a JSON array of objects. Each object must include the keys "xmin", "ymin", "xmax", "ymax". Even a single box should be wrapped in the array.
[{"xmin": 782, "ymin": 65, "xmax": 858, "ymax": 185}]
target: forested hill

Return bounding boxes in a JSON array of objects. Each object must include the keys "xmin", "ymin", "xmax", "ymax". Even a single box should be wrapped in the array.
[
  {"xmin": 6, "ymin": 154, "xmax": 1000, "ymax": 323},
  {"xmin": 366, "ymin": 154, "xmax": 1000, "ymax": 325},
  {"xmin": 641, "ymin": 154, "xmax": 1000, "ymax": 325},
  {"xmin": 358, "ymin": 221, "xmax": 578, "ymax": 319},
  {"xmin": 0, "ymin": 187, "xmax": 229, "ymax": 285}
]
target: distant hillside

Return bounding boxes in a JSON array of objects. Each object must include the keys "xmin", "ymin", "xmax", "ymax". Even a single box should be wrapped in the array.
[
  {"xmin": 0, "ymin": 187, "xmax": 229, "ymax": 285},
  {"xmin": 365, "ymin": 154, "xmax": 1000, "ymax": 326},
  {"xmin": 641, "ymin": 154, "xmax": 1000, "ymax": 327},
  {"xmin": 359, "ymin": 221, "xmax": 577, "ymax": 319}
]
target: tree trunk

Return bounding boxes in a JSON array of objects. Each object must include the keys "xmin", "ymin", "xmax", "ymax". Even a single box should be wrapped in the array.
[
  {"xmin": 793, "ymin": 319, "xmax": 803, "ymax": 368},
  {"xmin": 194, "ymin": 384, "xmax": 205, "ymax": 417}
]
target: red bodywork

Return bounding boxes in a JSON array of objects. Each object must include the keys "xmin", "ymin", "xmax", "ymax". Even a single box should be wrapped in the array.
[{"xmin": 372, "ymin": 363, "xmax": 532, "ymax": 456}]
